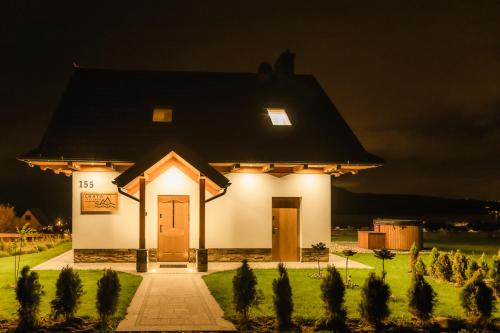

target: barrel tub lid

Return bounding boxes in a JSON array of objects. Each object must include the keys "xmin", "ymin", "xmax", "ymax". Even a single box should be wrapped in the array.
[{"xmin": 373, "ymin": 218, "xmax": 422, "ymax": 227}]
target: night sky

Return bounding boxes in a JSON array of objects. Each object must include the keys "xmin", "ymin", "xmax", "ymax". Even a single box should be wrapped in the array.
[{"xmin": 1, "ymin": 1, "xmax": 499, "ymax": 219}]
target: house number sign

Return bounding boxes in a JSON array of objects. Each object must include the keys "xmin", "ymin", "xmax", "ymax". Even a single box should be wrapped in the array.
[{"xmin": 81, "ymin": 192, "xmax": 118, "ymax": 213}]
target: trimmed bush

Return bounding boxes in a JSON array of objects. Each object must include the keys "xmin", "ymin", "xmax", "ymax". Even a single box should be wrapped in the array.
[
  {"xmin": 272, "ymin": 263, "xmax": 293, "ymax": 330},
  {"xmin": 0, "ymin": 250, "xmax": 9, "ymax": 257},
  {"xmin": 46, "ymin": 242, "xmax": 54, "ymax": 249},
  {"xmin": 51, "ymin": 266, "xmax": 84, "ymax": 321},
  {"xmin": 15, "ymin": 266, "xmax": 44, "ymax": 332},
  {"xmin": 232, "ymin": 259, "xmax": 262, "ymax": 320},
  {"xmin": 429, "ymin": 247, "xmax": 439, "ymax": 278},
  {"xmin": 452, "ymin": 250, "xmax": 468, "ymax": 286},
  {"xmin": 317, "ymin": 265, "xmax": 347, "ymax": 331},
  {"xmin": 373, "ymin": 248, "xmax": 395, "ymax": 281},
  {"xmin": 409, "ymin": 242, "xmax": 419, "ymax": 273},
  {"xmin": 36, "ymin": 244, "xmax": 48, "ymax": 252},
  {"xmin": 358, "ymin": 272, "xmax": 390, "ymax": 328},
  {"xmin": 415, "ymin": 256, "xmax": 427, "ymax": 276},
  {"xmin": 460, "ymin": 271, "xmax": 496, "ymax": 324},
  {"xmin": 478, "ymin": 253, "xmax": 490, "ymax": 275},
  {"xmin": 435, "ymin": 252, "xmax": 453, "ymax": 282},
  {"xmin": 491, "ymin": 250, "xmax": 500, "ymax": 297},
  {"xmin": 407, "ymin": 272, "xmax": 436, "ymax": 323},
  {"xmin": 96, "ymin": 269, "xmax": 121, "ymax": 328},
  {"xmin": 467, "ymin": 257, "xmax": 480, "ymax": 279},
  {"xmin": 0, "ymin": 238, "xmax": 7, "ymax": 251}
]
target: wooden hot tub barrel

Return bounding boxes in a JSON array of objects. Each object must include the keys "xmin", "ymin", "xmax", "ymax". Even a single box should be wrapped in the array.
[{"xmin": 373, "ymin": 219, "xmax": 423, "ymax": 250}]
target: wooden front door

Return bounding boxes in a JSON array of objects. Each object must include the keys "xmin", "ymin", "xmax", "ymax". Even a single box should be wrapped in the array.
[
  {"xmin": 272, "ymin": 197, "xmax": 300, "ymax": 261},
  {"xmin": 158, "ymin": 195, "xmax": 189, "ymax": 261}
]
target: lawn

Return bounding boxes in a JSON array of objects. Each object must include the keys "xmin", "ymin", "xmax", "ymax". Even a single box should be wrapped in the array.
[
  {"xmin": 203, "ymin": 253, "xmax": 500, "ymax": 322},
  {"xmin": 0, "ymin": 241, "xmax": 142, "ymax": 322}
]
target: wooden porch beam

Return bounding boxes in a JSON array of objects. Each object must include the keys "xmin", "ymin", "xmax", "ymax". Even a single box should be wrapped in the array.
[
  {"xmin": 199, "ymin": 176, "xmax": 206, "ymax": 249},
  {"xmin": 139, "ymin": 176, "xmax": 146, "ymax": 249}
]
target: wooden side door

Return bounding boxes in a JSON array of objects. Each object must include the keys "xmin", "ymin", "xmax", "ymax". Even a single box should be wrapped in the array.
[
  {"xmin": 272, "ymin": 197, "xmax": 300, "ymax": 261},
  {"xmin": 158, "ymin": 195, "xmax": 189, "ymax": 261}
]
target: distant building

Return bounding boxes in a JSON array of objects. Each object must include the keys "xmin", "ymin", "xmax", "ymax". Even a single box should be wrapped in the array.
[{"xmin": 19, "ymin": 209, "xmax": 46, "ymax": 231}]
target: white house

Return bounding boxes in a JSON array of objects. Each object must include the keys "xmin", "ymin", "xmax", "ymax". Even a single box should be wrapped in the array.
[{"xmin": 20, "ymin": 52, "xmax": 381, "ymax": 271}]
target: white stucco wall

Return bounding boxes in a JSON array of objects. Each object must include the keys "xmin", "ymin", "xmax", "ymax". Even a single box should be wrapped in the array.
[{"xmin": 72, "ymin": 168, "xmax": 331, "ymax": 250}]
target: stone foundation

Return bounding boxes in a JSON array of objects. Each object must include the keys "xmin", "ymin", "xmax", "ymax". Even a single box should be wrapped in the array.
[
  {"xmin": 301, "ymin": 248, "xmax": 329, "ymax": 262},
  {"xmin": 74, "ymin": 248, "xmax": 158, "ymax": 263},
  {"xmin": 74, "ymin": 247, "xmax": 328, "ymax": 263}
]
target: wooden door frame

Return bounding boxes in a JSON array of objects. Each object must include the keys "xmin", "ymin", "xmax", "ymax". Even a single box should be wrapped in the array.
[
  {"xmin": 157, "ymin": 195, "xmax": 190, "ymax": 262},
  {"xmin": 271, "ymin": 197, "xmax": 301, "ymax": 261}
]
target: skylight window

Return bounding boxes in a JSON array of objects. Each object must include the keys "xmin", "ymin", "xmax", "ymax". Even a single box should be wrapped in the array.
[
  {"xmin": 267, "ymin": 108, "xmax": 292, "ymax": 126},
  {"xmin": 152, "ymin": 107, "xmax": 173, "ymax": 122}
]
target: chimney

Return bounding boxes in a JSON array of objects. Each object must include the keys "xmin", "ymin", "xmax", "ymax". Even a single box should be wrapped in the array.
[
  {"xmin": 273, "ymin": 50, "xmax": 295, "ymax": 78},
  {"xmin": 257, "ymin": 62, "xmax": 272, "ymax": 81}
]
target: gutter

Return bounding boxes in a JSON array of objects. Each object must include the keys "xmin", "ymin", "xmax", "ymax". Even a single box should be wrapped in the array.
[
  {"xmin": 205, "ymin": 183, "xmax": 230, "ymax": 203},
  {"xmin": 116, "ymin": 184, "xmax": 140, "ymax": 202}
]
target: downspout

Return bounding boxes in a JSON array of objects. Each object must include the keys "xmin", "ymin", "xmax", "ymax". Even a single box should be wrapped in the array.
[{"xmin": 205, "ymin": 183, "xmax": 230, "ymax": 203}]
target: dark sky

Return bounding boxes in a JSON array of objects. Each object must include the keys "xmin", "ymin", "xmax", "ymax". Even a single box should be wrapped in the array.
[{"xmin": 1, "ymin": 1, "xmax": 499, "ymax": 218}]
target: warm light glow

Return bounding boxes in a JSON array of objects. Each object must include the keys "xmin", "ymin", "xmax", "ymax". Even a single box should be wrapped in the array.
[
  {"xmin": 161, "ymin": 166, "xmax": 184, "ymax": 187},
  {"xmin": 188, "ymin": 268, "xmax": 193, "ymax": 273},
  {"xmin": 267, "ymin": 108, "xmax": 291, "ymax": 126},
  {"xmin": 151, "ymin": 268, "xmax": 157, "ymax": 273},
  {"xmin": 153, "ymin": 107, "xmax": 173, "ymax": 122}
]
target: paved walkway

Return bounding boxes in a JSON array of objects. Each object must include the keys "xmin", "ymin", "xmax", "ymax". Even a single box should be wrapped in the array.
[{"xmin": 33, "ymin": 250, "xmax": 372, "ymax": 272}]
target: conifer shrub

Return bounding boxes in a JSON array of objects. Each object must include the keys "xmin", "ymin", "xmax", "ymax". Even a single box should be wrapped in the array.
[
  {"xmin": 435, "ymin": 252, "xmax": 453, "ymax": 282},
  {"xmin": 272, "ymin": 263, "xmax": 293, "ymax": 330},
  {"xmin": 491, "ymin": 250, "xmax": 500, "ymax": 297},
  {"xmin": 478, "ymin": 253, "xmax": 490, "ymax": 275},
  {"xmin": 232, "ymin": 259, "xmax": 262, "ymax": 321},
  {"xmin": 407, "ymin": 272, "xmax": 436, "ymax": 323},
  {"xmin": 317, "ymin": 265, "xmax": 347, "ymax": 331},
  {"xmin": 358, "ymin": 272, "xmax": 390, "ymax": 328},
  {"xmin": 415, "ymin": 256, "xmax": 427, "ymax": 276},
  {"xmin": 467, "ymin": 257, "xmax": 480, "ymax": 280},
  {"xmin": 429, "ymin": 247, "xmax": 439, "ymax": 278},
  {"xmin": 409, "ymin": 242, "xmax": 419, "ymax": 272},
  {"xmin": 15, "ymin": 266, "xmax": 44, "ymax": 333},
  {"xmin": 460, "ymin": 271, "xmax": 496, "ymax": 325},
  {"xmin": 452, "ymin": 249, "xmax": 468, "ymax": 286},
  {"xmin": 51, "ymin": 265, "xmax": 84, "ymax": 321},
  {"xmin": 96, "ymin": 269, "xmax": 121, "ymax": 329}
]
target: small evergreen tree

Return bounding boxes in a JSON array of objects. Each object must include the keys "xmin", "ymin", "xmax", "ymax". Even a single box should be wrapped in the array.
[
  {"xmin": 272, "ymin": 263, "xmax": 293, "ymax": 330},
  {"xmin": 467, "ymin": 257, "xmax": 480, "ymax": 280},
  {"xmin": 373, "ymin": 248, "xmax": 395, "ymax": 282},
  {"xmin": 341, "ymin": 249, "xmax": 357, "ymax": 287},
  {"xmin": 407, "ymin": 272, "xmax": 437, "ymax": 323},
  {"xmin": 409, "ymin": 242, "xmax": 419, "ymax": 273},
  {"xmin": 96, "ymin": 269, "xmax": 121, "ymax": 329},
  {"xmin": 232, "ymin": 259, "xmax": 262, "ymax": 321},
  {"xmin": 460, "ymin": 271, "xmax": 496, "ymax": 325},
  {"xmin": 452, "ymin": 249, "xmax": 468, "ymax": 286},
  {"xmin": 415, "ymin": 256, "xmax": 427, "ymax": 276},
  {"xmin": 358, "ymin": 272, "xmax": 390, "ymax": 328},
  {"xmin": 478, "ymin": 253, "xmax": 490, "ymax": 275},
  {"xmin": 435, "ymin": 252, "xmax": 453, "ymax": 282},
  {"xmin": 311, "ymin": 242, "xmax": 327, "ymax": 277},
  {"xmin": 429, "ymin": 247, "xmax": 439, "ymax": 278},
  {"xmin": 51, "ymin": 265, "xmax": 84, "ymax": 322},
  {"xmin": 317, "ymin": 265, "xmax": 347, "ymax": 330},
  {"xmin": 491, "ymin": 250, "xmax": 500, "ymax": 297},
  {"xmin": 15, "ymin": 266, "xmax": 44, "ymax": 333}
]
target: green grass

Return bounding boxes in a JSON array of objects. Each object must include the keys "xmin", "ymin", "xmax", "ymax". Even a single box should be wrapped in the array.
[
  {"xmin": 204, "ymin": 253, "xmax": 500, "ymax": 321},
  {"xmin": 0, "ymin": 241, "xmax": 142, "ymax": 321}
]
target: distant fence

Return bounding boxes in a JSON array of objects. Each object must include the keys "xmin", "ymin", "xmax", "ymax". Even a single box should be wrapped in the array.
[{"xmin": 0, "ymin": 233, "xmax": 53, "ymax": 241}]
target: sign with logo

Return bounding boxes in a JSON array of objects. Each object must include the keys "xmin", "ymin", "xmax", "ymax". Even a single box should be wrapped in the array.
[{"xmin": 81, "ymin": 193, "xmax": 118, "ymax": 213}]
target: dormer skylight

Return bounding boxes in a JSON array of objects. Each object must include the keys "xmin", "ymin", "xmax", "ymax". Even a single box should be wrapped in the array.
[
  {"xmin": 152, "ymin": 107, "xmax": 173, "ymax": 122},
  {"xmin": 267, "ymin": 108, "xmax": 291, "ymax": 126}
]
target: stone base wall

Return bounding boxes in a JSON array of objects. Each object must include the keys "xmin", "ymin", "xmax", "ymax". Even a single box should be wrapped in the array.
[
  {"xmin": 207, "ymin": 248, "xmax": 272, "ymax": 262},
  {"xmin": 74, "ymin": 248, "xmax": 328, "ymax": 263},
  {"xmin": 301, "ymin": 248, "xmax": 329, "ymax": 262},
  {"xmin": 74, "ymin": 248, "xmax": 158, "ymax": 263}
]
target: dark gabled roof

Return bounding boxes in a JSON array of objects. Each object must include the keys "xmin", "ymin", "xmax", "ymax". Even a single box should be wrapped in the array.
[
  {"xmin": 113, "ymin": 140, "xmax": 230, "ymax": 189},
  {"xmin": 20, "ymin": 67, "xmax": 382, "ymax": 165},
  {"xmin": 23, "ymin": 208, "xmax": 50, "ymax": 226}
]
